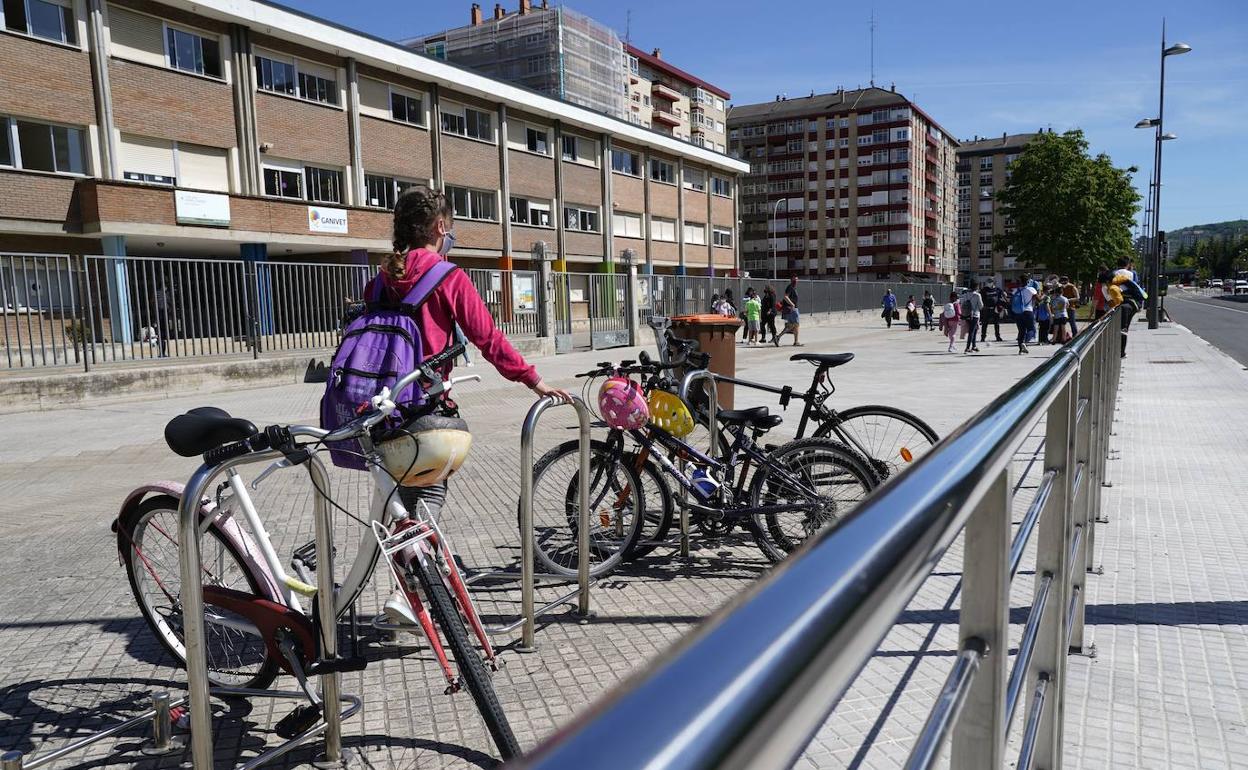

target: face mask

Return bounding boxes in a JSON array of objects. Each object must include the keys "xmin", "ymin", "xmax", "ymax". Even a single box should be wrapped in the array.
[{"xmin": 438, "ymin": 230, "xmax": 456, "ymax": 256}]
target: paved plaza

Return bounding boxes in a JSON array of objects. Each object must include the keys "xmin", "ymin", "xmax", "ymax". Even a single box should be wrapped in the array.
[{"xmin": 1, "ymin": 310, "xmax": 1245, "ymax": 768}]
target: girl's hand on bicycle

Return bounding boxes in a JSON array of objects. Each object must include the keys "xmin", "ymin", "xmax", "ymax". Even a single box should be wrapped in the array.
[{"xmin": 531, "ymin": 379, "xmax": 573, "ymax": 404}]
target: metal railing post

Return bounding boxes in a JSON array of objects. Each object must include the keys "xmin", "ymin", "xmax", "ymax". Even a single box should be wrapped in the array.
[
  {"xmin": 1069, "ymin": 348, "xmax": 1096, "ymax": 652},
  {"xmin": 150, "ymin": 692, "xmax": 172, "ymax": 752},
  {"xmin": 309, "ymin": 455, "xmax": 343, "ymax": 762},
  {"xmin": 177, "ymin": 463, "xmax": 217, "ymax": 769},
  {"xmin": 950, "ymin": 470, "xmax": 1011, "ymax": 770},
  {"xmin": 2, "ymin": 751, "xmax": 23, "ymax": 769},
  {"xmin": 1027, "ymin": 377, "xmax": 1076, "ymax": 768},
  {"xmin": 519, "ymin": 395, "xmax": 592, "ymax": 650}
]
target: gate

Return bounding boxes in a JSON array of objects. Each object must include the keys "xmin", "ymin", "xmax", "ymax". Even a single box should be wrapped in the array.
[{"xmin": 587, "ymin": 272, "xmax": 628, "ymax": 350}]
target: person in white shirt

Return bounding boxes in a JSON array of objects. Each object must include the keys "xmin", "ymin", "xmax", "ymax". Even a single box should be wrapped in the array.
[{"xmin": 1013, "ymin": 273, "xmax": 1038, "ymax": 355}]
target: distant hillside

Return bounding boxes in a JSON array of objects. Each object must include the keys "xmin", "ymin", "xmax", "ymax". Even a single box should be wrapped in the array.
[{"xmin": 1168, "ymin": 220, "xmax": 1248, "ymax": 250}]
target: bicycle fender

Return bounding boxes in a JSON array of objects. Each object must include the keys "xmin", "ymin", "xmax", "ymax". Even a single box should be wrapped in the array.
[{"xmin": 117, "ymin": 482, "xmax": 284, "ymax": 602}]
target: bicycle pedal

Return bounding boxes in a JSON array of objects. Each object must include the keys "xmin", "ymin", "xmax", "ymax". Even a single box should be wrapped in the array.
[
  {"xmin": 444, "ymin": 677, "xmax": 463, "ymax": 695},
  {"xmin": 307, "ymin": 654, "xmax": 368, "ymax": 676},
  {"xmin": 274, "ymin": 703, "xmax": 323, "ymax": 739}
]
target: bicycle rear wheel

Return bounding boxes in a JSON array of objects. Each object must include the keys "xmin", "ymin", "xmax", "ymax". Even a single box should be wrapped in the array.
[
  {"xmin": 526, "ymin": 439, "xmax": 645, "ymax": 578},
  {"xmin": 747, "ymin": 438, "xmax": 878, "ymax": 563},
  {"xmin": 623, "ymin": 450, "xmax": 674, "ymax": 561},
  {"xmin": 815, "ymin": 405, "xmax": 938, "ymax": 482},
  {"xmin": 407, "ymin": 551, "xmax": 522, "ymax": 760},
  {"xmin": 118, "ymin": 495, "xmax": 278, "ymax": 689}
]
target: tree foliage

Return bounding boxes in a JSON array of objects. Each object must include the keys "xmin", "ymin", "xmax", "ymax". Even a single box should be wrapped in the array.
[
  {"xmin": 1174, "ymin": 234, "xmax": 1248, "ymax": 279},
  {"xmin": 995, "ymin": 130, "xmax": 1139, "ymax": 282}
]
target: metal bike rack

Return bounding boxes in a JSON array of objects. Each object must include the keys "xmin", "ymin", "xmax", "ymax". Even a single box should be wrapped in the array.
[
  {"xmin": 678, "ymin": 369, "xmax": 719, "ymax": 558},
  {"xmin": 471, "ymin": 395, "xmax": 593, "ymax": 651},
  {"xmin": 180, "ymin": 452, "xmax": 359, "ymax": 769},
  {"xmin": 1, "ymin": 692, "xmax": 188, "ymax": 769}
]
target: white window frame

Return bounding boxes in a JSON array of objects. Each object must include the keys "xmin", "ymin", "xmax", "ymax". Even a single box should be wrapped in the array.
[
  {"xmin": 683, "ymin": 167, "xmax": 706, "ymax": 192},
  {"xmin": 261, "ymin": 157, "xmax": 305, "ymax": 200},
  {"xmin": 363, "ymin": 172, "xmax": 420, "ymax": 209},
  {"xmin": 561, "ymin": 133, "xmax": 597, "ymax": 167},
  {"xmin": 2, "ymin": 0, "xmax": 78, "ymax": 46},
  {"xmin": 683, "ymin": 221, "xmax": 706, "ymax": 246},
  {"xmin": 509, "ymin": 194, "xmax": 553, "ymax": 228},
  {"xmin": 387, "ymin": 84, "xmax": 426, "ymax": 126},
  {"xmin": 612, "ymin": 210, "xmax": 643, "ymax": 239},
  {"xmin": 650, "ymin": 216, "xmax": 676, "ymax": 242},
  {"xmin": 253, "ymin": 48, "xmax": 340, "ymax": 107},
  {"xmin": 564, "ymin": 203, "xmax": 600, "ymax": 233},
  {"xmin": 162, "ymin": 20, "xmax": 224, "ymax": 80},
  {"xmin": 710, "ymin": 176, "xmax": 731, "ymax": 198},
  {"xmin": 303, "ymin": 164, "xmax": 344, "ymax": 204},
  {"xmin": 440, "ymin": 101, "xmax": 495, "ymax": 143},
  {"xmin": 3, "ymin": 116, "xmax": 88, "ymax": 175},
  {"xmin": 611, "ymin": 149, "xmax": 640, "ymax": 177},
  {"xmin": 446, "ymin": 184, "xmax": 498, "ymax": 222},
  {"xmin": 649, "ymin": 158, "xmax": 676, "ymax": 185}
]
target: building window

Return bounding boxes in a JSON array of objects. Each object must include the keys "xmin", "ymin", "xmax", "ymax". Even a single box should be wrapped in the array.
[
  {"xmin": 441, "ymin": 104, "xmax": 493, "ymax": 142},
  {"xmin": 0, "ymin": 118, "xmax": 11, "ymax": 167},
  {"xmin": 612, "ymin": 211, "xmax": 642, "ymax": 238},
  {"xmin": 390, "ymin": 90, "xmax": 424, "ymax": 125},
  {"xmin": 650, "ymin": 216, "xmax": 676, "ymax": 242},
  {"xmin": 711, "ymin": 176, "xmax": 731, "ymax": 197},
  {"xmin": 255, "ymin": 55, "xmax": 296, "ymax": 96},
  {"xmin": 611, "ymin": 149, "xmax": 639, "ymax": 176},
  {"xmin": 166, "ymin": 25, "xmax": 221, "ymax": 78},
  {"xmin": 649, "ymin": 158, "xmax": 675, "ymax": 184},
  {"xmin": 564, "ymin": 204, "xmax": 599, "ymax": 233},
  {"xmin": 298, "ymin": 70, "xmax": 337, "ymax": 105},
  {"xmin": 363, "ymin": 174, "xmax": 417, "ymax": 209},
  {"xmin": 510, "ymin": 195, "xmax": 552, "ymax": 227},
  {"xmin": 683, "ymin": 221, "xmax": 706, "ymax": 245},
  {"xmin": 263, "ymin": 166, "xmax": 303, "ymax": 199},
  {"xmin": 713, "ymin": 226, "xmax": 732, "ymax": 248},
  {"xmin": 525, "ymin": 126, "xmax": 548, "ymax": 155},
  {"xmin": 304, "ymin": 166, "xmax": 342, "ymax": 203},
  {"xmin": 447, "ymin": 184, "xmax": 497, "ymax": 221},
  {"xmin": 560, "ymin": 134, "xmax": 595, "ymax": 165},
  {"xmin": 980, "ymin": 157, "xmax": 993, "ymax": 170},
  {"xmin": 561, "ymin": 135, "xmax": 578, "ymax": 162},
  {"xmin": 7, "ymin": 119, "xmax": 85, "ymax": 174},
  {"xmin": 683, "ymin": 167, "xmax": 706, "ymax": 192},
  {"xmin": 627, "ymin": 54, "xmax": 639, "ymax": 75},
  {"xmin": 3, "ymin": 0, "xmax": 76, "ymax": 44}
]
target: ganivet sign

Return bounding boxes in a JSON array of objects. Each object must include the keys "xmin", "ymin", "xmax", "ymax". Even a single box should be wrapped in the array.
[{"xmin": 308, "ymin": 206, "xmax": 348, "ymax": 234}]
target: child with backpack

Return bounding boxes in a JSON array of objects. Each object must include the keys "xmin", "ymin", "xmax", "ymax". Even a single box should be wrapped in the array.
[
  {"xmin": 940, "ymin": 290, "xmax": 961, "ymax": 353},
  {"xmin": 1035, "ymin": 292, "xmax": 1052, "ymax": 344}
]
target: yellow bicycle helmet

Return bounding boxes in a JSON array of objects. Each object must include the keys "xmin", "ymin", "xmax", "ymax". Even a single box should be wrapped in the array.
[{"xmin": 646, "ymin": 390, "xmax": 695, "ymax": 438}]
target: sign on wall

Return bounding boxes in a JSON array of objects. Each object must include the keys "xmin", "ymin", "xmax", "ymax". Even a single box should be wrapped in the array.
[
  {"xmin": 174, "ymin": 190, "xmax": 230, "ymax": 227},
  {"xmin": 308, "ymin": 206, "xmax": 348, "ymax": 234},
  {"xmin": 857, "ymin": 256, "xmax": 873, "ymax": 267},
  {"xmin": 512, "ymin": 274, "xmax": 535, "ymax": 311}
]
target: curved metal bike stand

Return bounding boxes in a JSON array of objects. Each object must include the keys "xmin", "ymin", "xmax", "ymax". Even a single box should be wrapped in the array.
[
  {"xmin": 180, "ymin": 452, "xmax": 358, "ymax": 769},
  {"xmin": 678, "ymin": 369, "xmax": 718, "ymax": 559},
  {"xmin": 1, "ymin": 693, "xmax": 189, "ymax": 769},
  {"xmin": 470, "ymin": 395, "xmax": 593, "ymax": 652}
]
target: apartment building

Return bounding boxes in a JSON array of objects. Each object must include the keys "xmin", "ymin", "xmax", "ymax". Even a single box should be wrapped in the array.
[
  {"xmin": 956, "ymin": 132, "xmax": 1039, "ymax": 285},
  {"xmin": 624, "ymin": 45, "xmax": 729, "ymax": 153},
  {"xmin": 728, "ymin": 87, "xmax": 959, "ymax": 282},
  {"xmin": 0, "ymin": 0, "xmax": 745, "ymax": 273}
]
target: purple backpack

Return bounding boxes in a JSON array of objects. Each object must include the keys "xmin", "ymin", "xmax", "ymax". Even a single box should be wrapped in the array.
[{"xmin": 320, "ymin": 261, "xmax": 457, "ymax": 469}]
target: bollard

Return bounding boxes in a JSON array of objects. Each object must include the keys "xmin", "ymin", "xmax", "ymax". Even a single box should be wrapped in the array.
[
  {"xmin": 2, "ymin": 751, "xmax": 23, "ymax": 770},
  {"xmin": 146, "ymin": 692, "xmax": 172, "ymax": 754},
  {"xmin": 309, "ymin": 455, "xmax": 344, "ymax": 764}
]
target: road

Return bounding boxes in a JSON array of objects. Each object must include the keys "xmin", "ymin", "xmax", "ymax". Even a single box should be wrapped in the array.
[{"xmin": 1163, "ymin": 289, "xmax": 1248, "ymax": 367}]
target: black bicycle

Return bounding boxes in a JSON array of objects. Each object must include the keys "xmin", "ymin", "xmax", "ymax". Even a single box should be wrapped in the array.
[{"xmin": 527, "ymin": 354, "xmax": 879, "ymax": 574}]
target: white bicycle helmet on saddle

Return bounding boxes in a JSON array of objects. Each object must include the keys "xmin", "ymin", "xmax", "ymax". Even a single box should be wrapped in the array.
[{"xmin": 377, "ymin": 413, "xmax": 473, "ymax": 487}]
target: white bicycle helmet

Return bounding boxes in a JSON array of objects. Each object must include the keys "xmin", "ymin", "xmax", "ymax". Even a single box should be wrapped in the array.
[{"xmin": 377, "ymin": 414, "xmax": 473, "ymax": 487}]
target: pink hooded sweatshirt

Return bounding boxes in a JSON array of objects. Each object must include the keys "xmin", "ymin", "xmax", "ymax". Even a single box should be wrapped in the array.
[{"xmin": 365, "ymin": 248, "xmax": 540, "ymax": 387}]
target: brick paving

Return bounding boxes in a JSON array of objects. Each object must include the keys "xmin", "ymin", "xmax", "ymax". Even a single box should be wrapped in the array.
[{"xmin": 0, "ymin": 314, "xmax": 1240, "ymax": 768}]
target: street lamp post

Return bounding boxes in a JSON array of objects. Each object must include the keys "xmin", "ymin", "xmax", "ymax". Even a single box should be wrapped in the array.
[
  {"xmin": 771, "ymin": 198, "xmax": 784, "ymax": 280},
  {"xmin": 1135, "ymin": 22, "xmax": 1191, "ymax": 329}
]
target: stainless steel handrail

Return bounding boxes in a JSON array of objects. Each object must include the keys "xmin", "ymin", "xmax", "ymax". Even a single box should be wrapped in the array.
[{"xmin": 516, "ymin": 308, "xmax": 1123, "ymax": 770}]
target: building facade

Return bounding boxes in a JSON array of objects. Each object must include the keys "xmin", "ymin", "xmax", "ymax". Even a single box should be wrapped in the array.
[
  {"xmin": 0, "ymin": 0, "xmax": 745, "ymax": 273},
  {"xmin": 728, "ymin": 87, "xmax": 959, "ymax": 282},
  {"xmin": 624, "ymin": 45, "xmax": 729, "ymax": 153},
  {"xmin": 956, "ymin": 132, "xmax": 1038, "ymax": 285}
]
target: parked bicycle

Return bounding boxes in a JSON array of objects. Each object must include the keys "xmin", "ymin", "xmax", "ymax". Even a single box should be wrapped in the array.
[
  {"xmin": 527, "ymin": 353, "xmax": 879, "ymax": 575},
  {"xmin": 114, "ymin": 344, "xmax": 522, "ymax": 760}
]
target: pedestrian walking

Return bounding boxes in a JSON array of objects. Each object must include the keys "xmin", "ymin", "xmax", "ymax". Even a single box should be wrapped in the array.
[
  {"xmin": 940, "ymin": 290, "xmax": 961, "ymax": 352},
  {"xmin": 1092, "ymin": 265, "xmax": 1109, "ymax": 320},
  {"xmin": 921, "ymin": 290, "xmax": 935, "ymax": 330},
  {"xmin": 978, "ymin": 279, "xmax": 1004, "ymax": 343},
  {"xmin": 773, "ymin": 293, "xmax": 802, "ymax": 346},
  {"xmin": 1098, "ymin": 267, "xmax": 1135, "ymax": 357},
  {"xmin": 905, "ymin": 295, "xmax": 921, "ymax": 330},
  {"xmin": 1035, "ymin": 292, "xmax": 1052, "ymax": 344},
  {"xmin": 1011, "ymin": 277, "xmax": 1038, "ymax": 354},
  {"xmin": 1059, "ymin": 276, "xmax": 1080, "ymax": 336},
  {"xmin": 760, "ymin": 286, "xmax": 778, "ymax": 343},
  {"xmin": 744, "ymin": 290, "xmax": 761, "ymax": 345},
  {"xmin": 959, "ymin": 284, "xmax": 982, "ymax": 353},
  {"xmin": 1051, "ymin": 290, "xmax": 1071, "ymax": 344},
  {"xmin": 739, "ymin": 287, "xmax": 752, "ymax": 342},
  {"xmin": 881, "ymin": 289, "xmax": 897, "ymax": 328}
]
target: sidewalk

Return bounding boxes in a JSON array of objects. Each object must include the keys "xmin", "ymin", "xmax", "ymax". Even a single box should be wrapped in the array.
[{"xmin": 0, "ymin": 317, "xmax": 1241, "ymax": 767}]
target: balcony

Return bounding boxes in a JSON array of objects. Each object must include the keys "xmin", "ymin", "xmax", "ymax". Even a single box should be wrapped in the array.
[
  {"xmin": 652, "ymin": 107, "xmax": 682, "ymax": 127},
  {"xmin": 652, "ymin": 81, "xmax": 682, "ymax": 102}
]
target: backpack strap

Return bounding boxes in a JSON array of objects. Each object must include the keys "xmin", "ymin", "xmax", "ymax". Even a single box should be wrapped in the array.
[{"xmin": 399, "ymin": 260, "xmax": 458, "ymax": 312}]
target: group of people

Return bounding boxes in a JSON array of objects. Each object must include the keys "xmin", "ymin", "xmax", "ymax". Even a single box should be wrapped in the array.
[{"xmin": 710, "ymin": 275, "xmax": 803, "ymax": 347}]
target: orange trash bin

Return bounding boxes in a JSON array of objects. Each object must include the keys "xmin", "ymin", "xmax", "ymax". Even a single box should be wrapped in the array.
[{"xmin": 668, "ymin": 314, "xmax": 741, "ymax": 409}]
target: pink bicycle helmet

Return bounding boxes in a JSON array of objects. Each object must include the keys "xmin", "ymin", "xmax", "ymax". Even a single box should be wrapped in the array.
[{"xmin": 598, "ymin": 376, "xmax": 649, "ymax": 431}]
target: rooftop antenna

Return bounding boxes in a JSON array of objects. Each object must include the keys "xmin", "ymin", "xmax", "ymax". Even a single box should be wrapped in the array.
[
  {"xmin": 869, "ymin": 8, "xmax": 876, "ymax": 87},
  {"xmin": 625, "ymin": 9, "xmax": 631, "ymax": 46}
]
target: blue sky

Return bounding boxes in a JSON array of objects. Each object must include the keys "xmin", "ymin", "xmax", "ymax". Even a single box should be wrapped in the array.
[{"xmin": 282, "ymin": 0, "xmax": 1246, "ymax": 232}]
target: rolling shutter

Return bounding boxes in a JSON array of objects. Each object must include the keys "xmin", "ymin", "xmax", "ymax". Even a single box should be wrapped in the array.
[
  {"xmin": 177, "ymin": 143, "xmax": 229, "ymax": 192},
  {"xmin": 119, "ymin": 134, "xmax": 174, "ymax": 178},
  {"xmin": 358, "ymin": 76, "xmax": 390, "ymax": 118},
  {"xmin": 107, "ymin": 4, "xmax": 165, "ymax": 67}
]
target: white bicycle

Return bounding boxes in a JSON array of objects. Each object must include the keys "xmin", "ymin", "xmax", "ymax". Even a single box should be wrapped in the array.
[{"xmin": 112, "ymin": 344, "xmax": 523, "ymax": 759}]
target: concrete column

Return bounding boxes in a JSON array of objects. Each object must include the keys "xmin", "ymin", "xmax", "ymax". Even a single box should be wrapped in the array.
[
  {"xmin": 706, "ymin": 169, "xmax": 715, "ymax": 278},
  {"xmin": 642, "ymin": 149, "xmax": 653, "ymax": 275},
  {"xmin": 346, "ymin": 58, "xmax": 365, "ymax": 207},
  {"xmin": 535, "ymin": 241, "xmax": 555, "ymax": 338},
  {"xmin": 101, "ymin": 236, "xmax": 132, "ymax": 343},
  {"xmin": 622, "ymin": 248, "xmax": 639, "ymax": 345},
  {"xmin": 429, "ymin": 84, "xmax": 443, "ymax": 187},
  {"xmin": 348, "ymin": 249, "xmax": 370, "ymax": 267},
  {"xmin": 241, "ymin": 243, "xmax": 274, "ymax": 337},
  {"xmin": 676, "ymin": 157, "xmax": 686, "ymax": 275},
  {"xmin": 600, "ymin": 133, "xmax": 613, "ymax": 265},
  {"xmin": 498, "ymin": 104, "xmax": 512, "ymax": 263},
  {"xmin": 553, "ymin": 120, "xmax": 567, "ymax": 271},
  {"xmin": 229, "ymin": 24, "xmax": 259, "ymax": 195},
  {"xmin": 86, "ymin": 0, "xmax": 118, "ymax": 179}
]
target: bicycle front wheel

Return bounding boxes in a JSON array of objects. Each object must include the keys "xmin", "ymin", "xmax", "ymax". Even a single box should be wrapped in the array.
[
  {"xmin": 747, "ymin": 438, "xmax": 878, "ymax": 563},
  {"xmin": 407, "ymin": 552, "xmax": 522, "ymax": 760},
  {"xmin": 815, "ymin": 405, "xmax": 939, "ymax": 482},
  {"xmin": 525, "ymin": 439, "xmax": 645, "ymax": 578},
  {"xmin": 118, "ymin": 494, "xmax": 278, "ymax": 689}
]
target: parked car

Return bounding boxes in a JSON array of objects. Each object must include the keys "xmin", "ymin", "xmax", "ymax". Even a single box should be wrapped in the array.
[
  {"xmin": 1235, "ymin": 280, "xmax": 1248, "ymax": 295},
  {"xmin": 1209, "ymin": 279, "xmax": 1223, "ymax": 289}
]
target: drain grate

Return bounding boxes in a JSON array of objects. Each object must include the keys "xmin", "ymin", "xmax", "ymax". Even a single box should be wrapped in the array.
[{"xmin": 1148, "ymin": 359, "xmax": 1193, "ymax": 364}]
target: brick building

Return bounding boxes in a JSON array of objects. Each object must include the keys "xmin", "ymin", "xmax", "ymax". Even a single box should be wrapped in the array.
[
  {"xmin": 955, "ymin": 131, "xmax": 1040, "ymax": 286},
  {"xmin": 728, "ymin": 87, "xmax": 959, "ymax": 282},
  {"xmin": 624, "ymin": 45, "xmax": 729, "ymax": 153},
  {"xmin": 0, "ymin": 0, "xmax": 745, "ymax": 274}
]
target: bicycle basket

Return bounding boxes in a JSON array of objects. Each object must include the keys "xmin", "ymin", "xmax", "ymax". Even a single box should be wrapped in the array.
[{"xmin": 646, "ymin": 389, "xmax": 695, "ymax": 438}]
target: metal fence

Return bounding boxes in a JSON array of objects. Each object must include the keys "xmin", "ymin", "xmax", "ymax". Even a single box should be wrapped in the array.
[
  {"xmin": 467, "ymin": 268, "xmax": 541, "ymax": 339},
  {"xmin": 520, "ymin": 308, "xmax": 1124, "ymax": 770}
]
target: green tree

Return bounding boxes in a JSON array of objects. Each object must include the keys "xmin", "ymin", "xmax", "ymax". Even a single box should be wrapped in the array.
[{"xmin": 995, "ymin": 130, "xmax": 1140, "ymax": 282}]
